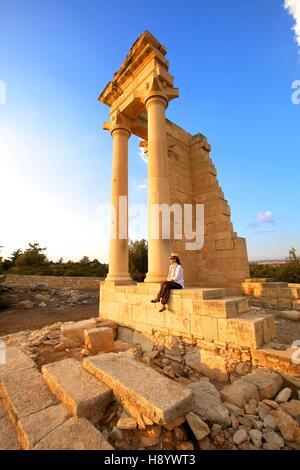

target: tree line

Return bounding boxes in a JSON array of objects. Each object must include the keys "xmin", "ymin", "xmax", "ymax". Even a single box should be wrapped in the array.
[
  {"xmin": 0, "ymin": 240, "xmax": 148, "ymax": 281},
  {"xmin": 249, "ymin": 247, "xmax": 300, "ymax": 283}
]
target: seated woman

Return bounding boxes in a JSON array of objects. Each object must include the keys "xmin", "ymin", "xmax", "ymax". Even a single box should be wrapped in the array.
[{"xmin": 150, "ymin": 253, "xmax": 184, "ymax": 312}]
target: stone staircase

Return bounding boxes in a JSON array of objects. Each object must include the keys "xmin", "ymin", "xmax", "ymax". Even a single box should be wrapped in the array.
[
  {"xmin": 0, "ymin": 347, "xmax": 113, "ymax": 450},
  {"xmin": 196, "ymin": 287, "xmax": 275, "ymax": 345},
  {"xmin": 0, "ymin": 344, "xmax": 199, "ymax": 449}
]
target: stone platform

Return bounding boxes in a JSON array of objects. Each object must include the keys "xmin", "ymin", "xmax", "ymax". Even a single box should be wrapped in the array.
[{"xmin": 99, "ymin": 282, "xmax": 275, "ymax": 350}]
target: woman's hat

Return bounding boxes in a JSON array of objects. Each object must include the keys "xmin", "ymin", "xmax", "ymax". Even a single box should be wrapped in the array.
[{"xmin": 169, "ymin": 252, "xmax": 179, "ymax": 259}]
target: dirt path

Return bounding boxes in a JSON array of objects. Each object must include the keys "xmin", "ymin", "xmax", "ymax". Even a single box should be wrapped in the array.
[{"xmin": 0, "ymin": 304, "xmax": 97, "ymax": 336}]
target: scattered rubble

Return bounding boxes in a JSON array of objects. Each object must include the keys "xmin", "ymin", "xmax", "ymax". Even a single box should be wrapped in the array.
[{"xmin": 1, "ymin": 316, "xmax": 300, "ymax": 451}]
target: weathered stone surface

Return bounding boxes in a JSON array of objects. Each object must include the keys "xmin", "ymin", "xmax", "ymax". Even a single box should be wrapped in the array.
[
  {"xmin": 210, "ymin": 423, "xmax": 225, "ymax": 447},
  {"xmin": 84, "ymin": 327, "xmax": 115, "ymax": 354},
  {"xmin": 280, "ymin": 400, "xmax": 300, "ymax": 421},
  {"xmin": 263, "ymin": 414, "xmax": 278, "ymax": 429},
  {"xmin": 132, "ymin": 331, "xmax": 154, "ymax": 353},
  {"xmin": 0, "ymin": 412, "xmax": 20, "ymax": 450},
  {"xmin": 273, "ymin": 408, "xmax": 300, "ymax": 443},
  {"xmin": 275, "ymin": 388, "xmax": 292, "ymax": 403},
  {"xmin": 238, "ymin": 416, "xmax": 252, "ymax": 428},
  {"xmin": 244, "ymin": 399, "xmax": 257, "ymax": 415},
  {"xmin": 176, "ymin": 441, "xmax": 194, "ymax": 450},
  {"xmin": 117, "ymin": 326, "xmax": 134, "ymax": 343},
  {"xmin": 262, "ymin": 399, "xmax": 279, "ymax": 409},
  {"xmin": 223, "ymin": 402, "xmax": 244, "ymax": 417},
  {"xmin": 231, "ymin": 414, "xmax": 239, "ymax": 429},
  {"xmin": 242, "ymin": 368, "xmax": 283, "ymax": 400},
  {"xmin": 257, "ymin": 402, "xmax": 272, "ymax": 420},
  {"xmin": 220, "ymin": 379, "xmax": 259, "ymax": 408},
  {"xmin": 42, "ymin": 358, "xmax": 112, "ymax": 418},
  {"xmin": 17, "ymin": 300, "xmax": 34, "ymax": 309},
  {"xmin": 264, "ymin": 430, "xmax": 284, "ymax": 448},
  {"xmin": 188, "ymin": 380, "xmax": 231, "ymax": 427},
  {"xmin": 0, "ymin": 367, "xmax": 57, "ymax": 424},
  {"xmin": 33, "ymin": 417, "xmax": 114, "ymax": 450},
  {"xmin": 233, "ymin": 428, "xmax": 249, "ymax": 445},
  {"xmin": 198, "ymin": 436, "xmax": 210, "ymax": 450},
  {"xmin": 163, "ymin": 415, "xmax": 186, "ymax": 431},
  {"xmin": 117, "ymin": 411, "xmax": 137, "ymax": 430},
  {"xmin": 263, "ymin": 442, "xmax": 280, "ymax": 450},
  {"xmin": 249, "ymin": 429, "xmax": 262, "ymax": 448},
  {"xmin": 83, "ymin": 353, "xmax": 196, "ymax": 425},
  {"xmin": 17, "ymin": 404, "xmax": 69, "ymax": 449},
  {"xmin": 140, "ymin": 424, "xmax": 161, "ymax": 447},
  {"xmin": 186, "ymin": 412, "xmax": 210, "ymax": 440},
  {"xmin": 252, "ymin": 419, "xmax": 263, "ymax": 431},
  {"xmin": 0, "ymin": 400, "xmax": 6, "ymax": 419},
  {"xmin": 60, "ymin": 319, "xmax": 97, "ymax": 344},
  {"xmin": 0, "ymin": 346, "xmax": 35, "ymax": 378}
]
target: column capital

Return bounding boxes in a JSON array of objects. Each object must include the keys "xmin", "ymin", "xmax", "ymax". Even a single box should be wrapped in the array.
[
  {"xmin": 144, "ymin": 75, "xmax": 179, "ymax": 109},
  {"xmin": 103, "ymin": 110, "xmax": 131, "ymax": 137}
]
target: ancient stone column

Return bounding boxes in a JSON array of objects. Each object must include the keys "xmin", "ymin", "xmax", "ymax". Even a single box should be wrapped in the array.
[
  {"xmin": 104, "ymin": 112, "xmax": 132, "ymax": 283},
  {"xmin": 144, "ymin": 78, "xmax": 172, "ymax": 283}
]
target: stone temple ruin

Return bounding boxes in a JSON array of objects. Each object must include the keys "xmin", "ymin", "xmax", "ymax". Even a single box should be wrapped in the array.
[
  {"xmin": 99, "ymin": 31, "xmax": 276, "ymax": 362},
  {"xmin": 1, "ymin": 32, "xmax": 300, "ymax": 451}
]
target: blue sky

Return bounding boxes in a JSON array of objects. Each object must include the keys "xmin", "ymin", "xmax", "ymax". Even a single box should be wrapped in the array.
[{"xmin": 0, "ymin": 0, "xmax": 299, "ymax": 262}]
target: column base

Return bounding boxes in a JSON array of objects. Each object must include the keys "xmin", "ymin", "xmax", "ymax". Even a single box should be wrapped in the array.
[{"xmin": 105, "ymin": 273, "xmax": 133, "ymax": 285}]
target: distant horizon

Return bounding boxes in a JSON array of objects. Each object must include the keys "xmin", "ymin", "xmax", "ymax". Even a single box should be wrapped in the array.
[{"xmin": 0, "ymin": 242, "xmax": 295, "ymax": 266}]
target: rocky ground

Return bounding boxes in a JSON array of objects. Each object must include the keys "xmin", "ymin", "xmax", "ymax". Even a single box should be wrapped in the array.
[
  {"xmin": 2, "ymin": 317, "xmax": 300, "ymax": 451},
  {"xmin": 0, "ymin": 284, "xmax": 98, "ymax": 335},
  {"xmin": 1, "ymin": 284, "xmax": 300, "ymax": 450}
]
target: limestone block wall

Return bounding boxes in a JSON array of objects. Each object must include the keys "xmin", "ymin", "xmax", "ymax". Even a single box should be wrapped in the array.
[
  {"xmin": 165, "ymin": 120, "xmax": 249, "ymax": 292},
  {"xmin": 2, "ymin": 275, "xmax": 104, "ymax": 291},
  {"xmin": 100, "ymin": 282, "xmax": 275, "ymax": 351},
  {"xmin": 242, "ymin": 279, "xmax": 300, "ymax": 311}
]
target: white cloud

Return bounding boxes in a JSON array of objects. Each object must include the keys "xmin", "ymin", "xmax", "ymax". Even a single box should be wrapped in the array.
[
  {"xmin": 133, "ymin": 180, "xmax": 147, "ymax": 191},
  {"xmin": 257, "ymin": 210, "xmax": 275, "ymax": 224},
  {"xmin": 284, "ymin": 0, "xmax": 300, "ymax": 46},
  {"xmin": 247, "ymin": 210, "xmax": 276, "ymax": 229}
]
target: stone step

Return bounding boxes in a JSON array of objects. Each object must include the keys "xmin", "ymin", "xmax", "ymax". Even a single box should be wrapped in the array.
[
  {"xmin": 0, "ymin": 350, "xmax": 58, "ymax": 427},
  {"xmin": 0, "ymin": 346, "xmax": 113, "ymax": 450},
  {"xmin": 197, "ymin": 296, "xmax": 249, "ymax": 319},
  {"xmin": 0, "ymin": 399, "xmax": 20, "ymax": 450},
  {"xmin": 218, "ymin": 311, "xmax": 276, "ymax": 349},
  {"xmin": 83, "ymin": 353, "xmax": 196, "ymax": 425},
  {"xmin": 42, "ymin": 358, "xmax": 112, "ymax": 419},
  {"xmin": 192, "ymin": 287, "xmax": 227, "ymax": 300},
  {"xmin": 0, "ymin": 346, "xmax": 36, "ymax": 379},
  {"xmin": 33, "ymin": 416, "xmax": 114, "ymax": 450},
  {"xmin": 60, "ymin": 318, "xmax": 97, "ymax": 345}
]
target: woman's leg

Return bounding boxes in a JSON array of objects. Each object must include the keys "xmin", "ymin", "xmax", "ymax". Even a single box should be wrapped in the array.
[
  {"xmin": 152, "ymin": 281, "xmax": 168, "ymax": 302},
  {"xmin": 161, "ymin": 282, "xmax": 182, "ymax": 305}
]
